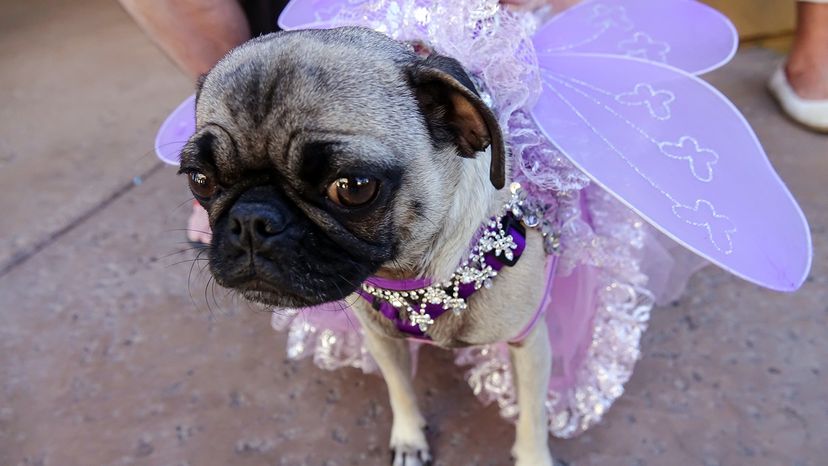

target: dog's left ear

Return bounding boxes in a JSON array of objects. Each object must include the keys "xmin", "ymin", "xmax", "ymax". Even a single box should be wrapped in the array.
[
  {"xmin": 408, "ymin": 54, "xmax": 506, "ymax": 189},
  {"xmin": 195, "ymin": 73, "xmax": 208, "ymax": 104}
]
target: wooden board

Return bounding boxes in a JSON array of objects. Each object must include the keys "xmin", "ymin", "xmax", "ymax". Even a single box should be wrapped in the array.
[{"xmin": 702, "ymin": 0, "xmax": 796, "ymax": 39}]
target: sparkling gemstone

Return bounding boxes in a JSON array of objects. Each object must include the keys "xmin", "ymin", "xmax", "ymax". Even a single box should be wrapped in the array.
[
  {"xmin": 409, "ymin": 309, "xmax": 435, "ymax": 332},
  {"xmin": 446, "ymin": 298, "xmax": 467, "ymax": 312},
  {"xmin": 424, "ymin": 288, "xmax": 446, "ymax": 304},
  {"xmin": 479, "ymin": 238, "xmax": 494, "ymax": 252},
  {"xmin": 545, "ymin": 233, "xmax": 561, "ymax": 252}
]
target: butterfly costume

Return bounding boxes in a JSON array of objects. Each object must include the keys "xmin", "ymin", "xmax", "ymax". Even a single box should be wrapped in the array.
[{"xmin": 155, "ymin": 0, "xmax": 812, "ymax": 437}]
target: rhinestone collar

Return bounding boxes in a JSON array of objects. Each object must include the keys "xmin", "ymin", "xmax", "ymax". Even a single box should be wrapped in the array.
[{"xmin": 358, "ymin": 183, "xmax": 534, "ymax": 340}]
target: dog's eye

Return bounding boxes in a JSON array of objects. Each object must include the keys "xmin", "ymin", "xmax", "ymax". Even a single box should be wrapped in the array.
[
  {"xmin": 327, "ymin": 176, "xmax": 379, "ymax": 207},
  {"xmin": 188, "ymin": 171, "xmax": 217, "ymax": 199}
]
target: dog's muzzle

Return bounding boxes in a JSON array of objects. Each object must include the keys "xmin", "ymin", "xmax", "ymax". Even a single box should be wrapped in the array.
[
  {"xmin": 209, "ymin": 186, "xmax": 302, "ymax": 289},
  {"xmin": 207, "ymin": 185, "xmax": 378, "ymax": 307},
  {"xmin": 226, "ymin": 201, "xmax": 290, "ymax": 253}
]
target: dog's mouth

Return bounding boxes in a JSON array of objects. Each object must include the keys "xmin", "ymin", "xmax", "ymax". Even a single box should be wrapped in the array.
[{"xmin": 215, "ymin": 267, "xmax": 364, "ymax": 308}]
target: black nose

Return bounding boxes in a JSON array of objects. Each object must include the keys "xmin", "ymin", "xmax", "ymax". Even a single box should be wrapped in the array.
[{"xmin": 227, "ymin": 203, "xmax": 288, "ymax": 249}]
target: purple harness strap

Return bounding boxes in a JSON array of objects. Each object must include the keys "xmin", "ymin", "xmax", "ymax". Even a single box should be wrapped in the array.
[
  {"xmin": 508, "ymin": 254, "xmax": 558, "ymax": 344},
  {"xmin": 357, "ymin": 214, "xmax": 529, "ymax": 341}
]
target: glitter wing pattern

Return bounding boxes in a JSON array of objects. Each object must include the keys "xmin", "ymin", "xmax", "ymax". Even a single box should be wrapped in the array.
[
  {"xmin": 532, "ymin": 0, "xmax": 738, "ymax": 75},
  {"xmin": 529, "ymin": 6, "xmax": 811, "ymax": 291},
  {"xmin": 532, "ymin": 54, "xmax": 812, "ymax": 291}
]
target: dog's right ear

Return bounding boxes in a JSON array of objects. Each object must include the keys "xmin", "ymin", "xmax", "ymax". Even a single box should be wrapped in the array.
[{"xmin": 407, "ymin": 54, "xmax": 506, "ymax": 189}]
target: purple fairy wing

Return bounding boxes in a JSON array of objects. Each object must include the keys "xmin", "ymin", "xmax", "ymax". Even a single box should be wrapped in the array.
[
  {"xmin": 154, "ymin": 94, "xmax": 195, "ymax": 165},
  {"xmin": 531, "ymin": 53, "xmax": 811, "ymax": 291},
  {"xmin": 278, "ymin": 0, "xmax": 363, "ymax": 30},
  {"xmin": 534, "ymin": 0, "xmax": 737, "ymax": 75}
]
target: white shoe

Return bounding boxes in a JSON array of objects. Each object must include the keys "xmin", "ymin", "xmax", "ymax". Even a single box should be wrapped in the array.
[{"xmin": 768, "ymin": 65, "xmax": 828, "ymax": 133}]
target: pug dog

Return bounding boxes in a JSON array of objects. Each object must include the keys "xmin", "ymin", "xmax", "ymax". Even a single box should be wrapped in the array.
[{"xmin": 180, "ymin": 27, "xmax": 556, "ymax": 466}]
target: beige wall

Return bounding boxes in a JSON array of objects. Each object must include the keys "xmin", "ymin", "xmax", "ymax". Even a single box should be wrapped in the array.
[{"xmin": 702, "ymin": 0, "xmax": 796, "ymax": 38}]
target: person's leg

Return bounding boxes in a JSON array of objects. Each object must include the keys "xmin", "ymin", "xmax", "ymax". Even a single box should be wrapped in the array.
[
  {"xmin": 769, "ymin": 0, "xmax": 828, "ymax": 132},
  {"xmin": 119, "ymin": 0, "xmax": 251, "ymax": 80},
  {"xmin": 786, "ymin": 1, "xmax": 828, "ymax": 100}
]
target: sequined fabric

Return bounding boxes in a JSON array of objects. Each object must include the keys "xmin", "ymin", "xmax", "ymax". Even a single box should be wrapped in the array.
[{"xmin": 270, "ymin": 0, "xmax": 682, "ymax": 438}]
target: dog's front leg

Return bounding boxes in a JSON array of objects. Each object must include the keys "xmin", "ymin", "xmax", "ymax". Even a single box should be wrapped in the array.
[
  {"xmin": 362, "ymin": 328, "xmax": 431, "ymax": 466},
  {"xmin": 509, "ymin": 322, "xmax": 555, "ymax": 466}
]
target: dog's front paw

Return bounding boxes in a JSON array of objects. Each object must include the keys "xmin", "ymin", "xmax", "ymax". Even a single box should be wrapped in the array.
[
  {"xmin": 390, "ymin": 419, "xmax": 431, "ymax": 466},
  {"xmin": 390, "ymin": 446, "xmax": 432, "ymax": 466}
]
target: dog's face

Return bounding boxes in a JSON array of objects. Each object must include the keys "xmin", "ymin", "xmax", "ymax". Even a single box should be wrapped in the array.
[{"xmin": 179, "ymin": 27, "xmax": 505, "ymax": 307}]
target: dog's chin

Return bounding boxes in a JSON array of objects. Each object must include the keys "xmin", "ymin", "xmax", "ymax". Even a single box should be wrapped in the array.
[
  {"xmin": 238, "ymin": 287, "xmax": 318, "ymax": 308},
  {"xmin": 215, "ymin": 273, "xmax": 362, "ymax": 308}
]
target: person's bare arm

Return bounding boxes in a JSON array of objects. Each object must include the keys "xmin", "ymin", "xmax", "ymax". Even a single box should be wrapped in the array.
[{"xmin": 119, "ymin": 0, "xmax": 251, "ymax": 80}]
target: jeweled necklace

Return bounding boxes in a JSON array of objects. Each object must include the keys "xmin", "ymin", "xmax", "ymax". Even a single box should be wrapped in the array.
[{"xmin": 358, "ymin": 182, "xmax": 547, "ymax": 339}]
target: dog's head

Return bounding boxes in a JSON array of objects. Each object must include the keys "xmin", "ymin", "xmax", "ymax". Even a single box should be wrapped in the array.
[{"xmin": 179, "ymin": 27, "xmax": 505, "ymax": 307}]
